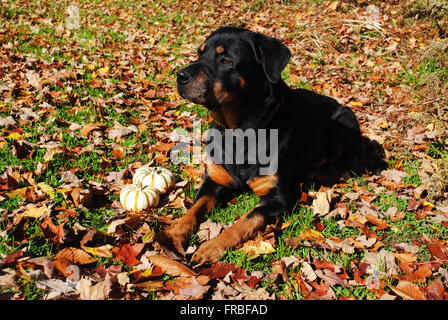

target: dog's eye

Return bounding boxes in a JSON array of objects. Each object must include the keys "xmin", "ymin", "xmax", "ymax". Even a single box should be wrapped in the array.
[{"xmin": 221, "ymin": 58, "xmax": 231, "ymax": 65}]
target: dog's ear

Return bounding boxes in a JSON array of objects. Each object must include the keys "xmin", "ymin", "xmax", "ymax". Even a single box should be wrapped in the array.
[{"xmin": 251, "ymin": 33, "xmax": 291, "ymax": 84}]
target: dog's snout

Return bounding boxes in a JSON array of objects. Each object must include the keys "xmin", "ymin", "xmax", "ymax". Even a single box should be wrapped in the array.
[{"xmin": 177, "ymin": 69, "xmax": 192, "ymax": 84}]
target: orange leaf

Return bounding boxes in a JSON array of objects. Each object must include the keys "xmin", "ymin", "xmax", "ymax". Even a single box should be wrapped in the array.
[
  {"xmin": 366, "ymin": 214, "xmax": 390, "ymax": 230},
  {"xmin": 412, "ymin": 264, "xmax": 432, "ymax": 283},
  {"xmin": 55, "ymin": 247, "xmax": 98, "ymax": 265},
  {"xmin": 112, "ymin": 243, "xmax": 144, "ymax": 266},
  {"xmin": 40, "ymin": 217, "xmax": 65, "ymax": 244},
  {"xmin": 80, "ymin": 123, "xmax": 105, "ymax": 137},
  {"xmin": 389, "ymin": 280, "xmax": 427, "ymax": 300},
  {"xmin": 153, "ymin": 141, "xmax": 175, "ymax": 153},
  {"xmin": 298, "ymin": 227, "xmax": 325, "ymax": 242},
  {"xmin": 148, "ymin": 254, "xmax": 197, "ymax": 277}
]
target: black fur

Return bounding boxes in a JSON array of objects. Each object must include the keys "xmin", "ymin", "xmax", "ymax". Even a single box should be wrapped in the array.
[{"xmin": 177, "ymin": 27, "xmax": 363, "ymax": 224}]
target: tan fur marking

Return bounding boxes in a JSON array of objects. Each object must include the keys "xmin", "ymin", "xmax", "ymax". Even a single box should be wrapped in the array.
[
  {"xmin": 247, "ymin": 175, "xmax": 278, "ymax": 197},
  {"xmin": 158, "ymin": 195, "xmax": 217, "ymax": 253},
  {"xmin": 191, "ymin": 211, "xmax": 267, "ymax": 265},
  {"xmin": 199, "ymin": 43, "xmax": 206, "ymax": 52},
  {"xmin": 213, "ymin": 81, "xmax": 230, "ymax": 104},
  {"xmin": 207, "ymin": 162, "xmax": 234, "ymax": 187},
  {"xmin": 218, "ymin": 211, "xmax": 266, "ymax": 248},
  {"xmin": 210, "ymin": 82, "xmax": 241, "ymax": 129},
  {"xmin": 238, "ymin": 76, "xmax": 246, "ymax": 89},
  {"xmin": 216, "ymin": 45, "xmax": 225, "ymax": 54},
  {"xmin": 210, "ymin": 110, "xmax": 227, "ymax": 128}
]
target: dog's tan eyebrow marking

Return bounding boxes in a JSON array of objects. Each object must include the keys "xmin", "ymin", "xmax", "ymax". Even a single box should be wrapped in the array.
[
  {"xmin": 216, "ymin": 45, "xmax": 225, "ymax": 54},
  {"xmin": 238, "ymin": 76, "xmax": 246, "ymax": 89}
]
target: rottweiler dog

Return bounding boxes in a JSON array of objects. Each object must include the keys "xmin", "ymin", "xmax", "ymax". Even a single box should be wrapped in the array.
[{"xmin": 158, "ymin": 26, "xmax": 361, "ymax": 267}]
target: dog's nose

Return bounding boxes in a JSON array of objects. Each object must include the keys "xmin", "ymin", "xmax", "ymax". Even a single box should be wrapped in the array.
[{"xmin": 177, "ymin": 69, "xmax": 192, "ymax": 84}]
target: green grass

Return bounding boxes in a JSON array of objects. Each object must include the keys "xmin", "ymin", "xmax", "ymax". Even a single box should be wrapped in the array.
[{"xmin": 1, "ymin": 0, "xmax": 447, "ymax": 300}]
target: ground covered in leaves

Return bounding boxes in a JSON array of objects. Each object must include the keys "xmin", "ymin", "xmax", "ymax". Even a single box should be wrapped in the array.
[{"xmin": 1, "ymin": 0, "xmax": 448, "ymax": 300}]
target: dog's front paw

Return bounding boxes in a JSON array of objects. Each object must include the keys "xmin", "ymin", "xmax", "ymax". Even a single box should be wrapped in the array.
[
  {"xmin": 157, "ymin": 222, "xmax": 192, "ymax": 256},
  {"xmin": 190, "ymin": 239, "xmax": 226, "ymax": 268}
]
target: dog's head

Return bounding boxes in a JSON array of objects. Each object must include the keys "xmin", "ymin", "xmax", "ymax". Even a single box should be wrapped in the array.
[{"xmin": 176, "ymin": 27, "xmax": 291, "ymax": 111}]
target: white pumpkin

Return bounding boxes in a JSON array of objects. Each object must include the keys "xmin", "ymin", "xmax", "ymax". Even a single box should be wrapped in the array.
[
  {"xmin": 132, "ymin": 167, "xmax": 175, "ymax": 193},
  {"xmin": 120, "ymin": 184, "xmax": 159, "ymax": 212}
]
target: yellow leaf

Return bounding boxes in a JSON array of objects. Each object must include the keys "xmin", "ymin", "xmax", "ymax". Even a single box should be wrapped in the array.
[
  {"xmin": 87, "ymin": 64, "xmax": 95, "ymax": 70},
  {"xmin": 6, "ymin": 132, "xmax": 22, "ymax": 140},
  {"xmin": 422, "ymin": 201, "xmax": 435, "ymax": 208},
  {"xmin": 239, "ymin": 238, "xmax": 276, "ymax": 260},
  {"xmin": 140, "ymin": 269, "xmax": 154, "ymax": 277},
  {"xmin": 97, "ymin": 66, "xmax": 110, "ymax": 74},
  {"xmin": 349, "ymin": 101, "xmax": 363, "ymax": 107},
  {"xmin": 366, "ymin": 60, "xmax": 375, "ymax": 67},
  {"xmin": 298, "ymin": 227, "xmax": 325, "ymax": 242},
  {"xmin": 22, "ymin": 205, "xmax": 49, "ymax": 219},
  {"xmin": 81, "ymin": 244, "xmax": 113, "ymax": 258},
  {"xmin": 37, "ymin": 182, "xmax": 55, "ymax": 199},
  {"xmin": 6, "ymin": 187, "xmax": 30, "ymax": 198}
]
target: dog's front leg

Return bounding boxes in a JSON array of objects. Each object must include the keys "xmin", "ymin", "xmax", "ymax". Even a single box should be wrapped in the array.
[
  {"xmin": 157, "ymin": 176, "xmax": 232, "ymax": 256},
  {"xmin": 190, "ymin": 199, "xmax": 286, "ymax": 267}
]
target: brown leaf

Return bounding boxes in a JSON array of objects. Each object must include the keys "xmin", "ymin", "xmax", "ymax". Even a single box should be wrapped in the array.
[
  {"xmin": 80, "ymin": 123, "xmax": 105, "ymax": 137},
  {"xmin": 153, "ymin": 141, "xmax": 175, "ymax": 153},
  {"xmin": 40, "ymin": 217, "xmax": 65, "ymax": 244},
  {"xmin": 393, "ymin": 252, "xmax": 417, "ymax": 265},
  {"xmin": 269, "ymin": 260, "xmax": 288, "ymax": 284},
  {"xmin": 412, "ymin": 264, "xmax": 433, "ymax": 283},
  {"xmin": 197, "ymin": 220, "xmax": 228, "ymax": 242},
  {"xmin": 26, "ymin": 257, "xmax": 55, "ymax": 279},
  {"xmin": 178, "ymin": 278, "xmax": 210, "ymax": 299},
  {"xmin": 148, "ymin": 254, "xmax": 197, "ymax": 277},
  {"xmin": 366, "ymin": 214, "xmax": 390, "ymax": 230},
  {"xmin": 389, "ymin": 280, "xmax": 427, "ymax": 300},
  {"xmin": 311, "ymin": 190, "xmax": 332, "ymax": 216},
  {"xmin": 381, "ymin": 169, "xmax": 407, "ymax": 184},
  {"xmin": 55, "ymin": 247, "xmax": 97, "ymax": 265},
  {"xmin": 197, "ymin": 261, "xmax": 237, "ymax": 278},
  {"xmin": 427, "ymin": 278, "xmax": 445, "ymax": 300}
]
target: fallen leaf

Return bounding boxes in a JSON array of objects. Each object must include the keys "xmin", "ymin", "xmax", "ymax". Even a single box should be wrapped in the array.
[
  {"xmin": 298, "ymin": 227, "xmax": 325, "ymax": 242},
  {"xmin": 366, "ymin": 214, "xmax": 390, "ymax": 230},
  {"xmin": 238, "ymin": 237, "xmax": 275, "ymax": 260},
  {"xmin": 389, "ymin": 280, "xmax": 427, "ymax": 300},
  {"xmin": 381, "ymin": 169, "xmax": 407, "ymax": 184},
  {"xmin": 112, "ymin": 243, "xmax": 144, "ymax": 266},
  {"xmin": 23, "ymin": 204, "xmax": 50, "ymax": 219},
  {"xmin": 40, "ymin": 217, "xmax": 65, "ymax": 244},
  {"xmin": 197, "ymin": 262, "xmax": 238, "ymax": 278},
  {"xmin": 312, "ymin": 190, "xmax": 332, "ymax": 216},
  {"xmin": 80, "ymin": 123, "xmax": 105, "ymax": 137},
  {"xmin": 148, "ymin": 254, "xmax": 196, "ymax": 277},
  {"xmin": 76, "ymin": 276, "xmax": 112, "ymax": 300},
  {"xmin": 81, "ymin": 245, "xmax": 113, "ymax": 258},
  {"xmin": 178, "ymin": 278, "xmax": 210, "ymax": 299},
  {"xmin": 393, "ymin": 252, "xmax": 417, "ymax": 265},
  {"xmin": 55, "ymin": 247, "xmax": 98, "ymax": 265},
  {"xmin": 427, "ymin": 278, "xmax": 445, "ymax": 300},
  {"xmin": 300, "ymin": 261, "xmax": 317, "ymax": 282}
]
